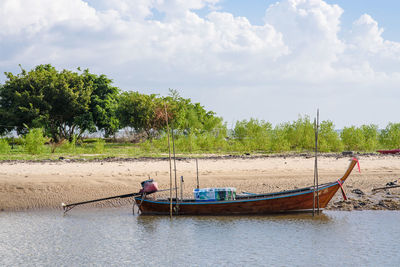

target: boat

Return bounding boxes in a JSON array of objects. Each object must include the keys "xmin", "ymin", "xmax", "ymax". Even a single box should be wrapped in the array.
[
  {"xmin": 134, "ymin": 158, "xmax": 359, "ymax": 215},
  {"xmin": 377, "ymin": 149, "xmax": 400, "ymax": 155}
]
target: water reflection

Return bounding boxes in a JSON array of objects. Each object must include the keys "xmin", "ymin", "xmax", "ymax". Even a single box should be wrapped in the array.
[
  {"xmin": 136, "ymin": 211, "xmax": 332, "ymax": 225},
  {"xmin": 1, "ymin": 210, "xmax": 399, "ymax": 266}
]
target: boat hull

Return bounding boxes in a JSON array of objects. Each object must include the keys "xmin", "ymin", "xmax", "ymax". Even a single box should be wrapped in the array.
[
  {"xmin": 377, "ymin": 149, "xmax": 400, "ymax": 154},
  {"xmin": 135, "ymin": 183, "xmax": 340, "ymax": 215},
  {"xmin": 135, "ymin": 158, "xmax": 358, "ymax": 215}
]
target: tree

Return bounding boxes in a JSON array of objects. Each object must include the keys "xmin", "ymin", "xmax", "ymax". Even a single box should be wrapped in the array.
[
  {"xmin": 83, "ymin": 70, "xmax": 120, "ymax": 137},
  {"xmin": 360, "ymin": 124, "xmax": 379, "ymax": 151},
  {"xmin": 0, "ymin": 64, "xmax": 95, "ymax": 141},
  {"xmin": 233, "ymin": 119, "xmax": 272, "ymax": 151},
  {"xmin": 379, "ymin": 123, "xmax": 400, "ymax": 149},
  {"xmin": 163, "ymin": 89, "xmax": 224, "ymax": 135},
  {"xmin": 117, "ymin": 89, "xmax": 225, "ymax": 142},
  {"xmin": 340, "ymin": 126, "xmax": 364, "ymax": 151},
  {"xmin": 117, "ymin": 92, "xmax": 166, "ymax": 139},
  {"xmin": 280, "ymin": 115, "xmax": 314, "ymax": 151},
  {"xmin": 318, "ymin": 120, "xmax": 343, "ymax": 152}
]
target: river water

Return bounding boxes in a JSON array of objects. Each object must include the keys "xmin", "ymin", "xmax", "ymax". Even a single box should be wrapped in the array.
[{"xmin": 1, "ymin": 208, "xmax": 399, "ymax": 266}]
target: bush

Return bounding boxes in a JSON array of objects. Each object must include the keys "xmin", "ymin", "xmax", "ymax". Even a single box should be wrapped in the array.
[
  {"xmin": 92, "ymin": 139, "xmax": 105, "ymax": 154},
  {"xmin": 24, "ymin": 128, "xmax": 47, "ymax": 154},
  {"xmin": 360, "ymin": 124, "xmax": 379, "ymax": 151},
  {"xmin": 289, "ymin": 116, "xmax": 315, "ymax": 151},
  {"xmin": 270, "ymin": 125, "xmax": 290, "ymax": 152},
  {"xmin": 379, "ymin": 123, "xmax": 400, "ymax": 149},
  {"xmin": 340, "ymin": 126, "xmax": 363, "ymax": 151},
  {"xmin": 0, "ymin": 139, "xmax": 11, "ymax": 154},
  {"xmin": 340, "ymin": 124, "xmax": 380, "ymax": 151},
  {"xmin": 59, "ymin": 135, "xmax": 77, "ymax": 153},
  {"xmin": 233, "ymin": 119, "xmax": 272, "ymax": 152},
  {"xmin": 318, "ymin": 121, "xmax": 343, "ymax": 152},
  {"xmin": 174, "ymin": 133, "xmax": 198, "ymax": 152}
]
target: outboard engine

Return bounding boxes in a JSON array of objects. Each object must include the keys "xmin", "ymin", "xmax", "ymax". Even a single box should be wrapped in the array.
[{"xmin": 140, "ymin": 179, "xmax": 159, "ymax": 194}]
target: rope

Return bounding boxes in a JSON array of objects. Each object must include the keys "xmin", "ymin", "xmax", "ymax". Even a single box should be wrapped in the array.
[
  {"xmin": 337, "ymin": 179, "xmax": 347, "ymax": 201},
  {"xmin": 352, "ymin": 157, "xmax": 361, "ymax": 173}
]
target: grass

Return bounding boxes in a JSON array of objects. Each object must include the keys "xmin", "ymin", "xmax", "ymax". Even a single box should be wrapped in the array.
[
  {"xmin": 0, "ymin": 140, "xmax": 382, "ymax": 161},
  {"xmin": 1, "ymin": 119, "xmax": 399, "ymax": 161},
  {"xmin": 0, "ymin": 141, "xmax": 263, "ymax": 161}
]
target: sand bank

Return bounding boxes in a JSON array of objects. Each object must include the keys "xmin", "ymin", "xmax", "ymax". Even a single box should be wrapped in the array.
[{"xmin": 1, "ymin": 155, "xmax": 399, "ymax": 211}]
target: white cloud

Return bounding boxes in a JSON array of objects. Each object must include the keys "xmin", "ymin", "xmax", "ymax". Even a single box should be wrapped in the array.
[
  {"xmin": 0, "ymin": 0, "xmax": 399, "ymax": 127},
  {"xmin": 264, "ymin": 0, "xmax": 345, "ymax": 80},
  {"xmin": 0, "ymin": 0, "xmax": 99, "ymax": 36},
  {"xmin": 347, "ymin": 14, "xmax": 400, "ymax": 74}
]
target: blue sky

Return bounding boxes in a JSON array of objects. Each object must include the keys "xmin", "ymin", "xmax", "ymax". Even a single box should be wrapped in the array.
[
  {"xmin": 209, "ymin": 0, "xmax": 400, "ymax": 41},
  {"xmin": 0, "ymin": 0, "xmax": 399, "ymax": 128}
]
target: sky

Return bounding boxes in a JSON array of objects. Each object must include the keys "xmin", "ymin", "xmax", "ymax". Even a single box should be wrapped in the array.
[{"xmin": 0, "ymin": 0, "xmax": 399, "ymax": 129}]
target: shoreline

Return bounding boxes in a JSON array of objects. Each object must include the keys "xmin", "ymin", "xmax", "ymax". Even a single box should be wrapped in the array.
[
  {"xmin": 0, "ymin": 151, "xmax": 396, "ymax": 163},
  {"xmin": 1, "ymin": 155, "xmax": 399, "ymax": 212}
]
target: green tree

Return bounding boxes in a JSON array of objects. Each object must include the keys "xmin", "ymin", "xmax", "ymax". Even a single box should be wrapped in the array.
[
  {"xmin": 318, "ymin": 120, "xmax": 343, "ymax": 152},
  {"xmin": 379, "ymin": 123, "xmax": 400, "ymax": 149},
  {"xmin": 83, "ymin": 71, "xmax": 120, "ymax": 137},
  {"xmin": 163, "ymin": 89, "xmax": 224, "ymax": 135},
  {"xmin": 270, "ymin": 124, "xmax": 290, "ymax": 152},
  {"xmin": 360, "ymin": 124, "xmax": 379, "ymax": 151},
  {"xmin": 341, "ymin": 126, "xmax": 364, "ymax": 151},
  {"xmin": 0, "ymin": 64, "xmax": 95, "ymax": 141},
  {"xmin": 117, "ymin": 92, "xmax": 166, "ymax": 139},
  {"xmin": 281, "ymin": 116, "xmax": 314, "ymax": 151},
  {"xmin": 0, "ymin": 65, "xmax": 121, "ymax": 141},
  {"xmin": 233, "ymin": 119, "xmax": 272, "ymax": 151}
]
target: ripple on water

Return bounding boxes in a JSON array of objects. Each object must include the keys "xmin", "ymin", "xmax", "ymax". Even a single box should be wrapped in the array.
[{"xmin": 1, "ymin": 209, "xmax": 400, "ymax": 266}]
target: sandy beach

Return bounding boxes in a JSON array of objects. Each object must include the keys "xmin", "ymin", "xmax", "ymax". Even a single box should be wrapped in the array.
[{"xmin": 1, "ymin": 155, "xmax": 399, "ymax": 212}]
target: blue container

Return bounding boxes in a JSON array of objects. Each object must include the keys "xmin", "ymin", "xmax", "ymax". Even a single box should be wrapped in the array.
[{"xmin": 193, "ymin": 187, "xmax": 236, "ymax": 201}]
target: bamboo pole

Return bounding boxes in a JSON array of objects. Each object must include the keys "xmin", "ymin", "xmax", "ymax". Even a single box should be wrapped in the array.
[
  {"xmin": 172, "ymin": 128, "xmax": 178, "ymax": 214},
  {"xmin": 313, "ymin": 117, "xmax": 316, "ymax": 217},
  {"xmin": 196, "ymin": 158, "xmax": 199, "ymax": 189},
  {"xmin": 313, "ymin": 109, "xmax": 320, "ymax": 216},
  {"xmin": 316, "ymin": 109, "xmax": 320, "ymax": 214},
  {"xmin": 165, "ymin": 104, "xmax": 173, "ymax": 218},
  {"xmin": 180, "ymin": 176, "xmax": 184, "ymax": 201},
  {"xmin": 372, "ymin": 185, "xmax": 400, "ymax": 191}
]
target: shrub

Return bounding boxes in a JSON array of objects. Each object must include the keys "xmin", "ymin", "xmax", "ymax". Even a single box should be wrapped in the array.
[
  {"xmin": 58, "ymin": 135, "xmax": 77, "ymax": 153},
  {"xmin": 360, "ymin": 124, "xmax": 379, "ymax": 151},
  {"xmin": 340, "ymin": 126, "xmax": 364, "ymax": 151},
  {"xmin": 0, "ymin": 139, "xmax": 11, "ymax": 154},
  {"xmin": 24, "ymin": 128, "xmax": 47, "ymax": 154},
  {"xmin": 289, "ymin": 116, "xmax": 315, "ymax": 151},
  {"xmin": 318, "ymin": 121, "xmax": 343, "ymax": 152},
  {"xmin": 233, "ymin": 119, "xmax": 272, "ymax": 152},
  {"xmin": 92, "ymin": 139, "xmax": 105, "ymax": 154},
  {"xmin": 379, "ymin": 123, "xmax": 400, "ymax": 149},
  {"xmin": 270, "ymin": 125, "xmax": 290, "ymax": 152}
]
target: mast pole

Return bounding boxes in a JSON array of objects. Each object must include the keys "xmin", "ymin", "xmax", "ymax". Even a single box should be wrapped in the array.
[
  {"xmin": 313, "ymin": 116, "xmax": 316, "ymax": 217},
  {"xmin": 165, "ymin": 104, "xmax": 173, "ymax": 218},
  {"xmin": 172, "ymin": 127, "xmax": 178, "ymax": 214},
  {"xmin": 180, "ymin": 176, "xmax": 184, "ymax": 202},
  {"xmin": 196, "ymin": 158, "xmax": 199, "ymax": 189},
  {"xmin": 316, "ymin": 109, "xmax": 320, "ymax": 214}
]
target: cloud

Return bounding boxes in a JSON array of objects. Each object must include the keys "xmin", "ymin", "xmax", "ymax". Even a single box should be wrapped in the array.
[
  {"xmin": 0, "ymin": 0, "xmax": 399, "ymax": 127},
  {"xmin": 347, "ymin": 14, "xmax": 400, "ymax": 74},
  {"xmin": 0, "ymin": 0, "xmax": 99, "ymax": 36}
]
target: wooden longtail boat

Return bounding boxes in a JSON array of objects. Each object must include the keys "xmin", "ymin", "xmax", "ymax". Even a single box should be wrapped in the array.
[{"xmin": 134, "ymin": 158, "xmax": 359, "ymax": 215}]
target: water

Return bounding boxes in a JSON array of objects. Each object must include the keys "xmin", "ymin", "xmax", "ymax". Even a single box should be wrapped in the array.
[{"xmin": 1, "ymin": 208, "xmax": 399, "ymax": 267}]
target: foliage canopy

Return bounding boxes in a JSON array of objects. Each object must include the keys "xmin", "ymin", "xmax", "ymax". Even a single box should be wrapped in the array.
[{"xmin": 0, "ymin": 64, "xmax": 120, "ymax": 141}]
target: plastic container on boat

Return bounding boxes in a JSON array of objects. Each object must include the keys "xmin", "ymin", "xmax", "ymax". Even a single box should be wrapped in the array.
[
  {"xmin": 140, "ymin": 179, "xmax": 159, "ymax": 193},
  {"xmin": 193, "ymin": 187, "xmax": 236, "ymax": 201}
]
